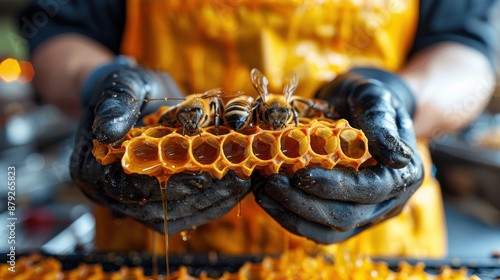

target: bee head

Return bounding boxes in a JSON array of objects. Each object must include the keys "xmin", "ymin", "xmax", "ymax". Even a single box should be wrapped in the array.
[
  {"xmin": 265, "ymin": 107, "xmax": 291, "ymax": 130},
  {"xmin": 178, "ymin": 107, "xmax": 204, "ymax": 134}
]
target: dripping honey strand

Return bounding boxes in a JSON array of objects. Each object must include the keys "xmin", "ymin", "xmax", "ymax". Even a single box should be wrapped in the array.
[{"xmin": 159, "ymin": 178, "xmax": 170, "ymax": 279}]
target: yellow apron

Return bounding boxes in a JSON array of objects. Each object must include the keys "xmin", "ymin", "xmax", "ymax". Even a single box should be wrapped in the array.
[{"xmin": 95, "ymin": 0, "xmax": 446, "ymax": 258}]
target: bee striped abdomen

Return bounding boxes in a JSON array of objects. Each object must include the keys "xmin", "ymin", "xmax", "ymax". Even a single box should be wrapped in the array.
[{"xmin": 224, "ymin": 97, "xmax": 255, "ymax": 131}]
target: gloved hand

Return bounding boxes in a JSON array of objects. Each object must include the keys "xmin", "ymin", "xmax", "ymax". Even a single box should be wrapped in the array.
[
  {"xmin": 253, "ymin": 67, "xmax": 424, "ymax": 244},
  {"xmin": 70, "ymin": 57, "xmax": 251, "ymax": 234}
]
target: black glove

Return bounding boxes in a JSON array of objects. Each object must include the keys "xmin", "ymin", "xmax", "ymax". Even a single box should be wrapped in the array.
[
  {"xmin": 70, "ymin": 57, "xmax": 250, "ymax": 234},
  {"xmin": 253, "ymin": 67, "xmax": 424, "ymax": 244}
]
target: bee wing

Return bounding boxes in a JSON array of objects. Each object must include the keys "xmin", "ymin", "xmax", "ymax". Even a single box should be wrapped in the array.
[
  {"xmin": 220, "ymin": 90, "xmax": 246, "ymax": 99},
  {"xmin": 282, "ymin": 71, "xmax": 298, "ymax": 104},
  {"xmin": 200, "ymin": 88, "xmax": 225, "ymax": 98},
  {"xmin": 250, "ymin": 68, "xmax": 269, "ymax": 103}
]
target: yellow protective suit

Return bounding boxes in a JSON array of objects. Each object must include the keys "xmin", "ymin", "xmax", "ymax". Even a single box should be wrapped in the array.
[{"xmin": 95, "ymin": 0, "xmax": 446, "ymax": 258}]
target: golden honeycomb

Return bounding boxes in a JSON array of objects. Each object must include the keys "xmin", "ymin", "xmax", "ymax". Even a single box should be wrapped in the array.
[
  {"xmin": 92, "ymin": 114, "xmax": 372, "ymax": 180},
  {"xmin": 0, "ymin": 251, "xmax": 482, "ymax": 280}
]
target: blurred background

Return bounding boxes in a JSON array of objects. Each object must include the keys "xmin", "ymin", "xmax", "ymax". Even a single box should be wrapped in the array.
[
  {"xmin": 0, "ymin": 0, "xmax": 499, "ymax": 260},
  {"xmin": 0, "ymin": 0, "xmax": 92, "ymax": 256}
]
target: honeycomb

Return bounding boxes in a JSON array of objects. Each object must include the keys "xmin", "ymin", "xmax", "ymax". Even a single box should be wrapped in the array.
[
  {"xmin": 0, "ymin": 252, "xmax": 482, "ymax": 280},
  {"xmin": 92, "ymin": 115, "xmax": 372, "ymax": 180}
]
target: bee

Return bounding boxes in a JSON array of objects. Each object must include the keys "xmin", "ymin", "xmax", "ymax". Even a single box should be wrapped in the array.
[
  {"xmin": 142, "ymin": 88, "xmax": 226, "ymax": 136},
  {"xmin": 250, "ymin": 68, "xmax": 295, "ymax": 130},
  {"xmin": 251, "ymin": 68, "xmax": 332, "ymax": 130},
  {"xmin": 223, "ymin": 95, "xmax": 258, "ymax": 131}
]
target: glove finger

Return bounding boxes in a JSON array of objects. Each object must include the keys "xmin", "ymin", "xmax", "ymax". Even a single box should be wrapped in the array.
[
  {"xmin": 353, "ymin": 82, "xmax": 412, "ymax": 168},
  {"xmin": 394, "ymin": 101, "xmax": 418, "ymax": 152},
  {"xmin": 105, "ymin": 184, "xmax": 246, "ymax": 235},
  {"xmin": 262, "ymin": 174, "xmax": 407, "ymax": 231},
  {"xmin": 92, "ymin": 69, "xmax": 186, "ymax": 143},
  {"xmin": 165, "ymin": 171, "xmax": 250, "ymax": 220},
  {"xmin": 92, "ymin": 68, "xmax": 158, "ymax": 144},
  {"xmin": 97, "ymin": 171, "xmax": 212, "ymax": 203},
  {"xmin": 103, "ymin": 180, "xmax": 229, "ymax": 222},
  {"xmin": 168, "ymin": 194, "xmax": 243, "ymax": 234},
  {"xmin": 254, "ymin": 185, "xmax": 367, "ymax": 244},
  {"xmin": 292, "ymin": 161, "xmax": 421, "ymax": 204},
  {"xmin": 172, "ymin": 171, "xmax": 250, "ymax": 196},
  {"xmin": 92, "ymin": 88, "xmax": 141, "ymax": 144},
  {"xmin": 96, "ymin": 176, "xmax": 232, "ymax": 225},
  {"xmin": 164, "ymin": 172, "xmax": 213, "ymax": 201},
  {"xmin": 101, "ymin": 168, "xmax": 249, "ymax": 207},
  {"xmin": 100, "ymin": 166, "xmax": 158, "ymax": 203},
  {"xmin": 166, "ymin": 179, "xmax": 249, "ymax": 221}
]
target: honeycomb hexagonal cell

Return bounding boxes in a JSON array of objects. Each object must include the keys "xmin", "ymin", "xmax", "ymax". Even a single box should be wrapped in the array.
[
  {"xmin": 159, "ymin": 135, "xmax": 190, "ymax": 172},
  {"xmin": 93, "ymin": 116, "xmax": 372, "ymax": 180}
]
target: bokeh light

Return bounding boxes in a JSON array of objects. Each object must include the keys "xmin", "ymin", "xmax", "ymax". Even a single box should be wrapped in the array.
[
  {"xmin": 0, "ymin": 58, "xmax": 34, "ymax": 83},
  {"xmin": 0, "ymin": 58, "xmax": 21, "ymax": 82},
  {"xmin": 19, "ymin": 60, "xmax": 35, "ymax": 83}
]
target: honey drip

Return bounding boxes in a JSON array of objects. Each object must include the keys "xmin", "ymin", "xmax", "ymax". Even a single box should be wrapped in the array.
[
  {"xmin": 159, "ymin": 179, "xmax": 170, "ymax": 279},
  {"xmin": 237, "ymin": 200, "xmax": 242, "ymax": 219}
]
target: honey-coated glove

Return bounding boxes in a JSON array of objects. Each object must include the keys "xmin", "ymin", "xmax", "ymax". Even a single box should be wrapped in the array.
[
  {"xmin": 70, "ymin": 57, "xmax": 250, "ymax": 234},
  {"xmin": 253, "ymin": 68, "xmax": 424, "ymax": 244}
]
